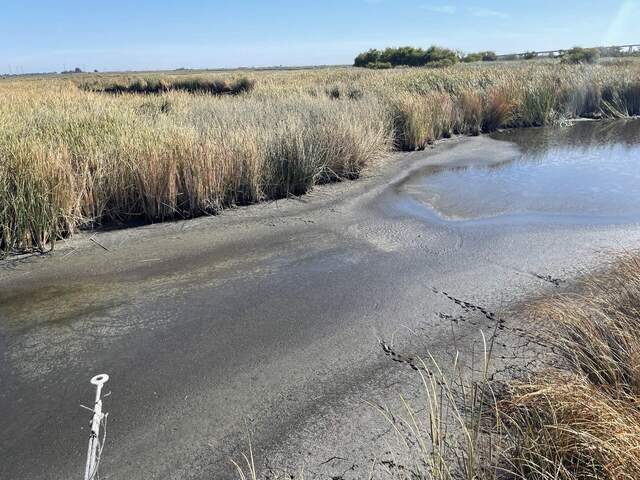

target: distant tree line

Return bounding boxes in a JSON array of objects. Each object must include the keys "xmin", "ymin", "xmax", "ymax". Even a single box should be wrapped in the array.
[
  {"xmin": 354, "ymin": 46, "xmax": 459, "ymax": 69},
  {"xmin": 504, "ymin": 47, "xmax": 607, "ymax": 63},
  {"xmin": 462, "ymin": 51, "xmax": 497, "ymax": 63},
  {"xmin": 507, "ymin": 45, "xmax": 638, "ymax": 63},
  {"xmin": 353, "ymin": 43, "xmax": 640, "ymax": 69},
  {"xmin": 354, "ymin": 46, "xmax": 504, "ymax": 69},
  {"xmin": 60, "ymin": 67, "xmax": 99, "ymax": 74}
]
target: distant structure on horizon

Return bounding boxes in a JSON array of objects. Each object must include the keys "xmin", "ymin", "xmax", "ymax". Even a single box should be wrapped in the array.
[{"xmin": 497, "ymin": 43, "xmax": 640, "ymax": 60}]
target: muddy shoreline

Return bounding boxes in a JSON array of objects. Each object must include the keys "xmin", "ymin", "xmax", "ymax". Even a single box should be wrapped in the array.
[{"xmin": 2, "ymin": 125, "xmax": 640, "ymax": 479}]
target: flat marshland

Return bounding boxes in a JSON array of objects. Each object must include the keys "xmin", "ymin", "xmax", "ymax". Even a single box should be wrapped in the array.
[{"xmin": 2, "ymin": 61, "xmax": 640, "ymax": 255}]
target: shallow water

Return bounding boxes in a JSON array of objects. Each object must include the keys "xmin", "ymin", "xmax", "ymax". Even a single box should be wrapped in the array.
[{"xmin": 402, "ymin": 119, "xmax": 640, "ymax": 223}]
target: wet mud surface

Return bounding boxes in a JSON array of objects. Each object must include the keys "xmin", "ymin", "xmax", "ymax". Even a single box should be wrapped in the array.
[{"xmin": 2, "ymin": 120, "xmax": 640, "ymax": 479}]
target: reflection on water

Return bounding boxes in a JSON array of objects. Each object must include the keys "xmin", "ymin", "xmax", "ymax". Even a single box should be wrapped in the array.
[{"xmin": 403, "ymin": 119, "xmax": 640, "ymax": 222}]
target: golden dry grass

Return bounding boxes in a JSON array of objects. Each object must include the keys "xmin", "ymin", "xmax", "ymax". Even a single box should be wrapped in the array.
[
  {"xmin": 499, "ymin": 252, "xmax": 640, "ymax": 480},
  {"xmin": 501, "ymin": 375, "xmax": 640, "ymax": 480},
  {"xmin": 1, "ymin": 61, "xmax": 640, "ymax": 255}
]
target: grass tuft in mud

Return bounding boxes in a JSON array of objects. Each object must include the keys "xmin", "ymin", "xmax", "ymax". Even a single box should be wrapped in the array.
[{"xmin": 389, "ymin": 251, "xmax": 640, "ymax": 480}]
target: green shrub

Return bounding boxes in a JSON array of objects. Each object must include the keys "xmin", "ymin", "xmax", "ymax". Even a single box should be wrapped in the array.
[
  {"xmin": 463, "ymin": 51, "xmax": 497, "ymax": 62},
  {"xmin": 423, "ymin": 46, "xmax": 459, "ymax": 64},
  {"xmin": 324, "ymin": 85, "xmax": 365, "ymax": 100},
  {"xmin": 354, "ymin": 46, "xmax": 458, "ymax": 68},
  {"xmin": 354, "ymin": 49, "xmax": 382, "ymax": 67},
  {"xmin": 325, "ymin": 85, "xmax": 341, "ymax": 99},
  {"xmin": 347, "ymin": 87, "xmax": 364, "ymax": 100},
  {"xmin": 523, "ymin": 51, "xmax": 538, "ymax": 60},
  {"xmin": 481, "ymin": 51, "xmax": 497, "ymax": 61},
  {"xmin": 424, "ymin": 59, "xmax": 455, "ymax": 69},
  {"xmin": 462, "ymin": 53, "xmax": 482, "ymax": 63},
  {"xmin": 230, "ymin": 77, "xmax": 256, "ymax": 94},
  {"xmin": 562, "ymin": 47, "xmax": 599, "ymax": 64},
  {"xmin": 365, "ymin": 61, "xmax": 392, "ymax": 70}
]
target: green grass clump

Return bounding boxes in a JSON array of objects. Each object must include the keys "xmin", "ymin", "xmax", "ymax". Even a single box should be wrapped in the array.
[
  {"xmin": 519, "ymin": 84, "xmax": 557, "ymax": 126},
  {"xmin": 561, "ymin": 47, "xmax": 599, "ymax": 64},
  {"xmin": 390, "ymin": 92, "xmax": 454, "ymax": 149},
  {"xmin": 601, "ymin": 81, "xmax": 640, "ymax": 117}
]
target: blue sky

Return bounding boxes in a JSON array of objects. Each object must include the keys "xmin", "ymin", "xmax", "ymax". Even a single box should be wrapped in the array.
[{"xmin": 1, "ymin": 1, "xmax": 638, "ymax": 73}]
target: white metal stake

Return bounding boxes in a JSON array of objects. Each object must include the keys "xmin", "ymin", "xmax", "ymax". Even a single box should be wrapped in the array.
[{"xmin": 83, "ymin": 374, "xmax": 109, "ymax": 480}]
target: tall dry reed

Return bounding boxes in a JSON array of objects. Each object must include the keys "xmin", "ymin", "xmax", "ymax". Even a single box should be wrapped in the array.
[{"xmin": 2, "ymin": 61, "xmax": 640, "ymax": 254}]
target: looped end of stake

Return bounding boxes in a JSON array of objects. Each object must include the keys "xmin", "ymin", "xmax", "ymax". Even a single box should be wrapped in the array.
[{"xmin": 90, "ymin": 374, "xmax": 109, "ymax": 386}]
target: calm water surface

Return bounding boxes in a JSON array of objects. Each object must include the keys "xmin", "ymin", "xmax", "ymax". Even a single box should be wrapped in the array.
[{"xmin": 403, "ymin": 119, "xmax": 640, "ymax": 222}]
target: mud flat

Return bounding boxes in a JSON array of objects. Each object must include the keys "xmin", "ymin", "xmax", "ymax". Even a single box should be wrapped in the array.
[{"xmin": 1, "ymin": 120, "xmax": 640, "ymax": 479}]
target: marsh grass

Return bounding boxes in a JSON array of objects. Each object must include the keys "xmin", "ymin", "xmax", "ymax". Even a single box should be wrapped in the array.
[
  {"xmin": 2, "ymin": 62, "xmax": 640, "ymax": 255},
  {"xmin": 376, "ymin": 334, "xmax": 499, "ymax": 480},
  {"xmin": 391, "ymin": 251, "xmax": 640, "ymax": 480},
  {"xmin": 79, "ymin": 75, "xmax": 256, "ymax": 95},
  {"xmin": 493, "ymin": 252, "xmax": 640, "ymax": 480}
]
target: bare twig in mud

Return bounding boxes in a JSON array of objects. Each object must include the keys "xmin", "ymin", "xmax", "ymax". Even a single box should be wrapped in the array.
[{"xmin": 89, "ymin": 236, "xmax": 109, "ymax": 252}]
